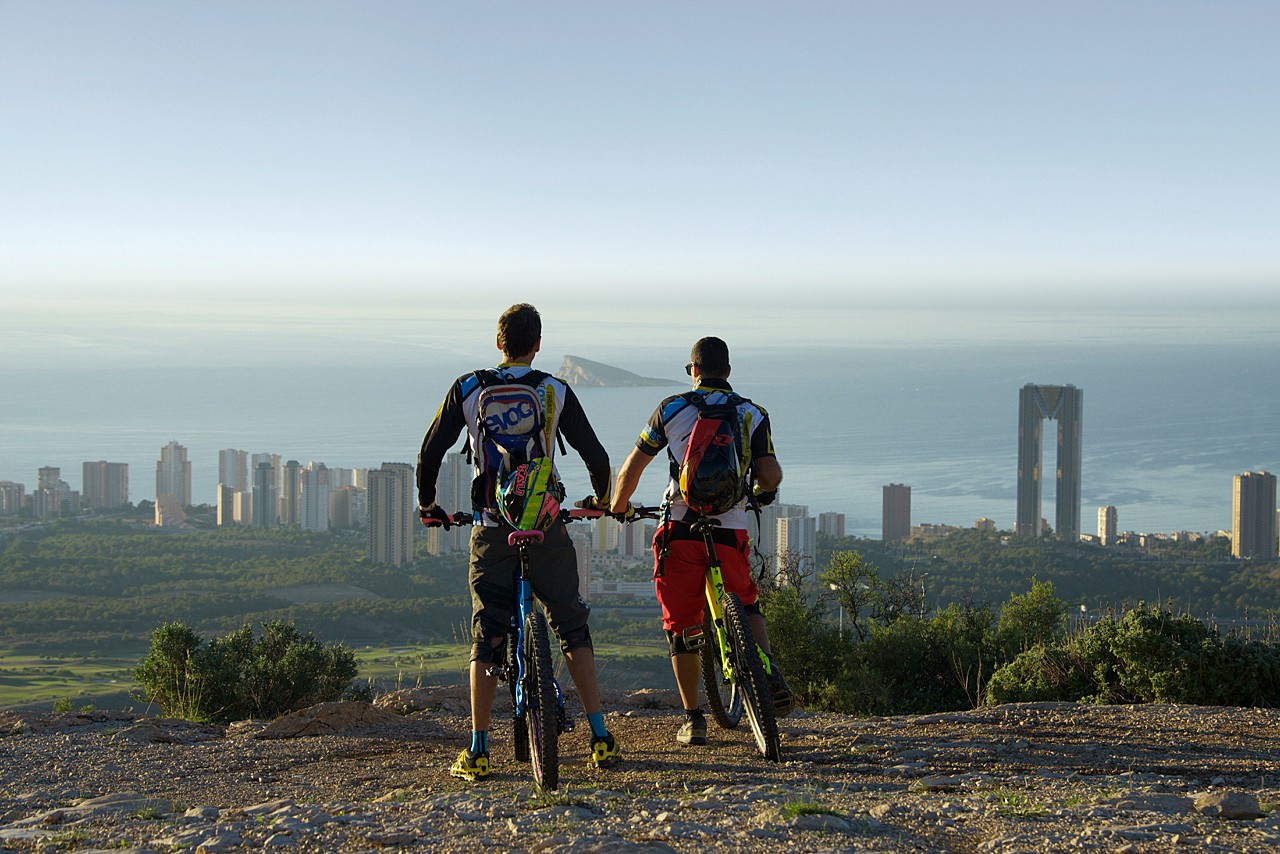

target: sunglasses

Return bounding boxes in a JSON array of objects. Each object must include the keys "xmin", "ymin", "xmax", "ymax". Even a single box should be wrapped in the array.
[{"xmin": 684, "ymin": 362, "xmax": 698, "ymax": 376}]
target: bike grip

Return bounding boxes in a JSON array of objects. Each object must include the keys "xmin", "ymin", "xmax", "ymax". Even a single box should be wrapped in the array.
[{"xmin": 566, "ymin": 508, "xmax": 604, "ymax": 520}]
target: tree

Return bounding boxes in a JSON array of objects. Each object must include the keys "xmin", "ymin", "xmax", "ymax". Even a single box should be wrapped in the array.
[{"xmin": 818, "ymin": 550, "xmax": 878, "ymax": 641}]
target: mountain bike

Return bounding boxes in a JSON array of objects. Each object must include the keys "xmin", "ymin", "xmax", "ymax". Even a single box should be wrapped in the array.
[
  {"xmin": 627, "ymin": 505, "xmax": 781, "ymax": 761},
  {"xmin": 427, "ymin": 506, "xmax": 602, "ymax": 791}
]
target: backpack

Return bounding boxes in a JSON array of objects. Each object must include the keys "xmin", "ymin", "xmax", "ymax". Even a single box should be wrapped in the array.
[
  {"xmin": 675, "ymin": 393, "xmax": 749, "ymax": 516},
  {"xmin": 467, "ymin": 369, "xmax": 565, "ymax": 518}
]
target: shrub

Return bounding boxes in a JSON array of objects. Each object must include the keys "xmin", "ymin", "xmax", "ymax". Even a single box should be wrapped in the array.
[
  {"xmin": 852, "ymin": 601, "xmax": 999, "ymax": 715},
  {"xmin": 986, "ymin": 605, "xmax": 1280, "ymax": 708},
  {"xmin": 996, "ymin": 578, "xmax": 1067, "ymax": 654},
  {"xmin": 134, "ymin": 619, "xmax": 358, "ymax": 723}
]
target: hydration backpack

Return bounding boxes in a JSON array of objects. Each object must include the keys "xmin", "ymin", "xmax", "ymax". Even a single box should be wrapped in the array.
[
  {"xmin": 468, "ymin": 369, "xmax": 564, "ymax": 521},
  {"xmin": 675, "ymin": 393, "xmax": 749, "ymax": 516}
]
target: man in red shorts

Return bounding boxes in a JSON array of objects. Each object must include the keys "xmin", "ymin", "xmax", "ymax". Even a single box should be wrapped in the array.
[{"xmin": 610, "ymin": 336, "xmax": 793, "ymax": 746}]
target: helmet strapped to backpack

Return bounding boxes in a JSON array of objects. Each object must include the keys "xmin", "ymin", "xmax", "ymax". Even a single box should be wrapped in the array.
[{"xmin": 497, "ymin": 457, "xmax": 564, "ymax": 531}]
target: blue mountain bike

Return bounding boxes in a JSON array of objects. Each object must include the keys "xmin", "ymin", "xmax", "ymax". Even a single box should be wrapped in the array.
[{"xmin": 436, "ymin": 507, "xmax": 601, "ymax": 791}]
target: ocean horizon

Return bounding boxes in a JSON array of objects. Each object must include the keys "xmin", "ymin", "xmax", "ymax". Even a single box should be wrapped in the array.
[{"xmin": 3, "ymin": 301, "xmax": 1277, "ymax": 538}]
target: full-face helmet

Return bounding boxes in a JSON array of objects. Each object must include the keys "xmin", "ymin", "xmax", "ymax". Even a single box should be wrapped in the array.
[{"xmin": 496, "ymin": 458, "xmax": 563, "ymax": 531}]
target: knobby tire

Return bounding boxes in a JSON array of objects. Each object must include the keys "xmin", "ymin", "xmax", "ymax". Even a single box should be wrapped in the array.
[
  {"xmin": 525, "ymin": 611, "xmax": 560, "ymax": 790},
  {"xmin": 720, "ymin": 592, "xmax": 780, "ymax": 761},
  {"xmin": 509, "ymin": 627, "xmax": 530, "ymax": 762},
  {"xmin": 701, "ymin": 610, "xmax": 743, "ymax": 729}
]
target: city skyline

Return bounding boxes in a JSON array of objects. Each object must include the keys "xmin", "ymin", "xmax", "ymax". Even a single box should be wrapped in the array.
[{"xmin": 2, "ymin": 418, "xmax": 1276, "ymax": 543}]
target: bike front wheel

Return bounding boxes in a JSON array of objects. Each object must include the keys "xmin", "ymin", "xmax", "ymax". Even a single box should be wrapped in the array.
[
  {"xmin": 701, "ymin": 609, "xmax": 743, "ymax": 729},
  {"xmin": 524, "ymin": 611, "xmax": 560, "ymax": 790},
  {"xmin": 720, "ymin": 592, "xmax": 780, "ymax": 761}
]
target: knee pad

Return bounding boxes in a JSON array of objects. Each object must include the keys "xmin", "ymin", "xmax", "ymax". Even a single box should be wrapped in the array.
[
  {"xmin": 470, "ymin": 635, "xmax": 507, "ymax": 665},
  {"xmin": 666, "ymin": 625, "xmax": 706, "ymax": 656},
  {"xmin": 559, "ymin": 624, "xmax": 592, "ymax": 656}
]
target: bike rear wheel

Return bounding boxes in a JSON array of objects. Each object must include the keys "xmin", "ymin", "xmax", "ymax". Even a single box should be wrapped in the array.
[
  {"xmin": 701, "ymin": 609, "xmax": 743, "ymax": 729},
  {"xmin": 524, "ymin": 611, "xmax": 560, "ymax": 790},
  {"xmin": 509, "ymin": 628, "xmax": 530, "ymax": 762},
  {"xmin": 720, "ymin": 592, "xmax": 780, "ymax": 761}
]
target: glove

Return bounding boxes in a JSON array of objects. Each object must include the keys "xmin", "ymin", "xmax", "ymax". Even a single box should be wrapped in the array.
[
  {"xmin": 574, "ymin": 496, "xmax": 604, "ymax": 512},
  {"xmin": 612, "ymin": 501, "xmax": 639, "ymax": 522},
  {"xmin": 751, "ymin": 485, "xmax": 777, "ymax": 507},
  {"xmin": 419, "ymin": 504, "xmax": 452, "ymax": 528}
]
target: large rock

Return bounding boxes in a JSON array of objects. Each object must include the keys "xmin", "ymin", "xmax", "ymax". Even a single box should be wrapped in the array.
[
  {"xmin": 254, "ymin": 701, "xmax": 404, "ymax": 739},
  {"xmin": 374, "ymin": 685, "xmax": 470, "ymax": 715},
  {"xmin": 1193, "ymin": 791, "xmax": 1264, "ymax": 820}
]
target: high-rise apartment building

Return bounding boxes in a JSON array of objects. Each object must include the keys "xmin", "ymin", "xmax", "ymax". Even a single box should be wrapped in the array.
[
  {"xmin": 83, "ymin": 461, "xmax": 129, "ymax": 510},
  {"xmin": 280, "ymin": 460, "xmax": 302, "ymax": 527},
  {"xmin": 1098, "ymin": 505, "xmax": 1118, "ymax": 546},
  {"xmin": 818, "ymin": 512, "xmax": 846, "ymax": 538},
  {"xmin": 594, "ymin": 513, "xmax": 620, "ymax": 553},
  {"xmin": 0, "ymin": 481, "xmax": 25, "ymax": 516},
  {"xmin": 251, "ymin": 461, "xmax": 277, "ymax": 527},
  {"xmin": 882, "ymin": 483, "xmax": 911, "ymax": 542},
  {"xmin": 1016, "ymin": 384, "xmax": 1083, "ymax": 540},
  {"xmin": 34, "ymin": 467, "xmax": 74, "ymax": 519},
  {"xmin": 431, "ymin": 451, "xmax": 471, "ymax": 554},
  {"xmin": 1232, "ymin": 472, "xmax": 1278, "ymax": 560},
  {"xmin": 749, "ymin": 502, "xmax": 808, "ymax": 576},
  {"xmin": 367, "ymin": 463, "xmax": 415, "ymax": 566},
  {"xmin": 301, "ymin": 463, "xmax": 330, "ymax": 532},
  {"xmin": 219, "ymin": 449, "xmax": 249, "ymax": 494},
  {"xmin": 776, "ymin": 513, "xmax": 817, "ymax": 578},
  {"xmin": 156, "ymin": 441, "xmax": 192, "ymax": 507},
  {"xmin": 217, "ymin": 483, "xmax": 237, "ymax": 527}
]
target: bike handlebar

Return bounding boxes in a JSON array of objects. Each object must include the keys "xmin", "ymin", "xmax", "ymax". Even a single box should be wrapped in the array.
[{"xmin": 420, "ymin": 506, "xmax": 604, "ymax": 528}]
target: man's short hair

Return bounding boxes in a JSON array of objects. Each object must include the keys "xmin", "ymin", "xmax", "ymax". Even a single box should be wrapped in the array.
[
  {"xmin": 497, "ymin": 304, "xmax": 541, "ymax": 359},
  {"xmin": 691, "ymin": 336, "xmax": 730, "ymax": 378}
]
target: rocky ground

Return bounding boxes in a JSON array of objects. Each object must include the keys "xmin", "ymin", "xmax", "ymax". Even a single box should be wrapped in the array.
[{"xmin": 3, "ymin": 686, "xmax": 1280, "ymax": 853}]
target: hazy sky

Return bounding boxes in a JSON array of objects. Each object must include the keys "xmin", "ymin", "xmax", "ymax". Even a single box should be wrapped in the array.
[{"xmin": 3, "ymin": 1, "xmax": 1278, "ymax": 309}]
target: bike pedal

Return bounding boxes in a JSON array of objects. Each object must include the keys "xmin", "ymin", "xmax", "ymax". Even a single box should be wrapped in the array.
[
  {"xmin": 485, "ymin": 665, "xmax": 510, "ymax": 682},
  {"xmin": 558, "ymin": 707, "xmax": 575, "ymax": 733}
]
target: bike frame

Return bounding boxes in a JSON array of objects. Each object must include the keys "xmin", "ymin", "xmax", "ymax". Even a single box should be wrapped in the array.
[
  {"xmin": 504, "ymin": 529, "xmax": 568, "ymax": 726},
  {"xmin": 693, "ymin": 521, "xmax": 772, "ymax": 688}
]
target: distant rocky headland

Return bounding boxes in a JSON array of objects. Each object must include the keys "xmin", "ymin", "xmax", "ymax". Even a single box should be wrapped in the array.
[{"xmin": 554, "ymin": 355, "xmax": 681, "ymax": 387}]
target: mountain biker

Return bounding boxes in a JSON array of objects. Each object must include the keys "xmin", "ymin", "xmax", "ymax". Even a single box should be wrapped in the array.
[
  {"xmin": 609, "ymin": 336, "xmax": 794, "ymax": 746},
  {"xmin": 416, "ymin": 303, "xmax": 622, "ymax": 780}
]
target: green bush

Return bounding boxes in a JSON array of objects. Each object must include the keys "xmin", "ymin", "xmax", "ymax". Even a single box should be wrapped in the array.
[
  {"xmin": 852, "ymin": 601, "xmax": 999, "ymax": 714},
  {"xmin": 134, "ymin": 620, "xmax": 358, "ymax": 723},
  {"xmin": 986, "ymin": 605, "xmax": 1280, "ymax": 708}
]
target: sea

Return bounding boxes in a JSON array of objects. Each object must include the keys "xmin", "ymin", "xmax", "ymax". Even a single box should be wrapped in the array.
[{"xmin": 3, "ymin": 298, "xmax": 1277, "ymax": 538}]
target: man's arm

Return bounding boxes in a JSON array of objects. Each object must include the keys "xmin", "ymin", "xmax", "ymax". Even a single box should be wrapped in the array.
[
  {"xmin": 753, "ymin": 455, "xmax": 783, "ymax": 492},
  {"xmin": 749, "ymin": 407, "xmax": 782, "ymax": 494},
  {"xmin": 416, "ymin": 382, "xmax": 467, "ymax": 510},
  {"xmin": 610, "ymin": 446, "xmax": 655, "ymax": 515}
]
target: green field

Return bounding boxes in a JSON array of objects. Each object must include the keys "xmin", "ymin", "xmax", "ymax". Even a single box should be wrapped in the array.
[
  {"xmin": 0, "ymin": 643, "xmax": 146, "ymax": 711},
  {"xmin": 0, "ymin": 637, "xmax": 672, "ymax": 712}
]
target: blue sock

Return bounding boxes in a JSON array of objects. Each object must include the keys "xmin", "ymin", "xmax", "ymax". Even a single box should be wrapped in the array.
[
  {"xmin": 586, "ymin": 712, "xmax": 608, "ymax": 739},
  {"xmin": 469, "ymin": 730, "xmax": 488, "ymax": 754}
]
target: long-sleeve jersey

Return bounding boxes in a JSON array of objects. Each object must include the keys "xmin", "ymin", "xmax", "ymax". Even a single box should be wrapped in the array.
[{"xmin": 416, "ymin": 364, "xmax": 611, "ymax": 515}]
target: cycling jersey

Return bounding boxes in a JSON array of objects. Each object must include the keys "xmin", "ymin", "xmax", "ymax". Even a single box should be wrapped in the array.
[{"xmin": 417, "ymin": 363, "xmax": 612, "ymax": 522}]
